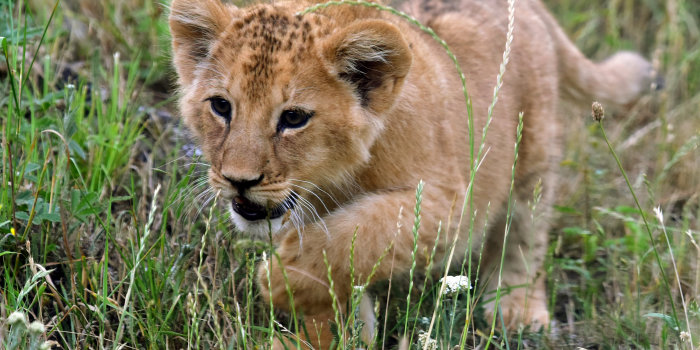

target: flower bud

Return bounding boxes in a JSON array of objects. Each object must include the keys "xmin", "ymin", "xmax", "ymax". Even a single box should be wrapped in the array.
[{"xmin": 592, "ymin": 101, "xmax": 605, "ymax": 122}]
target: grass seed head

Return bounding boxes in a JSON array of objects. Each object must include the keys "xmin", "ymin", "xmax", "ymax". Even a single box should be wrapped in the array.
[{"xmin": 592, "ymin": 101, "xmax": 605, "ymax": 122}]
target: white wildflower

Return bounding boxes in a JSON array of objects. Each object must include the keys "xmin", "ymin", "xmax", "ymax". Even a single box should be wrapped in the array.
[
  {"xmin": 653, "ymin": 206, "xmax": 663, "ymax": 223},
  {"xmin": 40, "ymin": 341, "xmax": 58, "ymax": 350},
  {"xmin": 417, "ymin": 330, "xmax": 437, "ymax": 350},
  {"xmin": 29, "ymin": 320, "xmax": 46, "ymax": 334},
  {"xmin": 680, "ymin": 331, "xmax": 690, "ymax": 342},
  {"xmin": 440, "ymin": 275, "xmax": 472, "ymax": 296},
  {"xmin": 7, "ymin": 311, "xmax": 27, "ymax": 327}
]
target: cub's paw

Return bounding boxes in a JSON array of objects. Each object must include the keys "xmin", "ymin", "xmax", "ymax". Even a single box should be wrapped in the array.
[
  {"xmin": 483, "ymin": 289, "xmax": 550, "ymax": 330},
  {"xmin": 271, "ymin": 312, "xmax": 337, "ymax": 350},
  {"xmin": 257, "ymin": 254, "xmax": 292, "ymax": 309},
  {"xmin": 257, "ymin": 251, "xmax": 335, "ymax": 315}
]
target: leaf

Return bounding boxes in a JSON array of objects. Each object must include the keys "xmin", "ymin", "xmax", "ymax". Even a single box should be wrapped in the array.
[
  {"xmin": 644, "ymin": 312, "xmax": 680, "ymax": 331},
  {"xmin": 16, "ymin": 268, "xmax": 55, "ymax": 305},
  {"xmin": 71, "ymin": 189, "xmax": 80, "ymax": 212},
  {"xmin": 22, "ymin": 162, "xmax": 42, "ymax": 175},
  {"xmin": 554, "ymin": 205, "xmax": 581, "ymax": 215},
  {"xmin": 559, "ymin": 262, "xmax": 591, "ymax": 279},
  {"xmin": 614, "ymin": 205, "xmax": 642, "ymax": 216},
  {"xmin": 562, "ymin": 226, "xmax": 591, "ymax": 236},
  {"xmin": 69, "ymin": 139, "xmax": 87, "ymax": 160},
  {"xmin": 36, "ymin": 211, "xmax": 61, "ymax": 223},
  {"xmin": 45, "ymin": 243, "xmax": 58, "ymax": 254},
  {"xmin": 69, "ymin": 190, "xmax": 102, "ymax": 221},
  {"xmin": 110, "ymin": 195, "xmax": 133, "ymax": 202},
  {"xmin": 0, "ymin": 251, "xmax": 19, "ymax": 258},
  {"xmin": 15, "ymin": 190, "xmax": 35, "ymax": 206},
  {"xmin": 15, "ymin": 211, "xmax": 30, "ymax": 221}
]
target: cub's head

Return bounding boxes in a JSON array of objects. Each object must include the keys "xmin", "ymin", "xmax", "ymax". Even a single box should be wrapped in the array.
[{"xmin": 169, "ymin": 0, "xmax": 411, "ymax": 237}]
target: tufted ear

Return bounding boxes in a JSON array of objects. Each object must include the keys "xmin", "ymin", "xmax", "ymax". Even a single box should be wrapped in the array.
[
  {"xmin": 322, "ymin": 20, "xmax": 412, "ymax": 113},
  {"xmin": 169, "ymin": 0, "xmax": 236, "ymax": 85}
]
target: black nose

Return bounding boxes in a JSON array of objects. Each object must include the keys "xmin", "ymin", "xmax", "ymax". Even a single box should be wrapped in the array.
[{"xmin": 224, "ymin": 174, "xmax": 264, "ymax": 192}]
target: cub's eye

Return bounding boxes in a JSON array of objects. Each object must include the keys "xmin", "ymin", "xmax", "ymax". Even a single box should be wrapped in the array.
[
  {"xmin": 207, "ymin": 97, "xmax": 232, "ymax": 121},
  {"xmin": 277, "ymin": 109, "xmax": 313, "ymax": 133}
]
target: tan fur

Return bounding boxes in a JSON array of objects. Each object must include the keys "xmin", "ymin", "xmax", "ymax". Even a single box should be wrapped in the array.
[{"xmin": 170, "ymin": 0, "xmax": 652, "ymax": 348}]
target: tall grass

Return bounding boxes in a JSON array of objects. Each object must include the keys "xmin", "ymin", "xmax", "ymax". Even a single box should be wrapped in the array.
[{"xmin": 1, "ymin": 0, "xmax": 698, "ymax": 349}]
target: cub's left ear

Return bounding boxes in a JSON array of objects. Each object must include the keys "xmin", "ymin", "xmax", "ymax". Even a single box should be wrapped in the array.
[{"xmin": 322, "ymin": 20, "xmax": 412, "ymax": 113}]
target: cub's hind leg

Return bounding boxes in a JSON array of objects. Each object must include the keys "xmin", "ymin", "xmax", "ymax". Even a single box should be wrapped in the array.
[
  {"xmin": 481, "ymin": 185, "xmax": 552, "ymax": 329},
  {"xmin": 480, "ymin": 98, "xmax": 559, "ymax": 329}
]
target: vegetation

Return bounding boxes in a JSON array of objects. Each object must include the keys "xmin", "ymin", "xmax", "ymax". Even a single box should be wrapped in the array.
[{"xmin": 1, "ymin": 0, "xmax": 698, "ymax": 348}]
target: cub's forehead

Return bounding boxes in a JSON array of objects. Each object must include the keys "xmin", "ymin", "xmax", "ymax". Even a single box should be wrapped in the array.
[{"xmin": 206, "ymin": 5, "xmax": 330, "ymax": 100}]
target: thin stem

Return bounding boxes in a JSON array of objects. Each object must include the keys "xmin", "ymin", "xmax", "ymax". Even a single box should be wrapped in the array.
[
  {"xmin": 597, "ymin": 119, "xmax": 680, "ymax": 339},
  {"xmin": 113, "ymin": 184, "xmax": 161, "ymax": 349},
  {"xmin": 404, "ymin": 180, "xmax": 424, "ymax": 337}
]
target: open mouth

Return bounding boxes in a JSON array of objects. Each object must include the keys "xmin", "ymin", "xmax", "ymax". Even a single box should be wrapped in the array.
[{"xmin": 231, "ymin": 194, "xmax": 297, "ymax": 221}]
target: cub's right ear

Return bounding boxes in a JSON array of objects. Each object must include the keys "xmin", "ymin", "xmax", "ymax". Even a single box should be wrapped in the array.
[{"xmin": 169, "ymin": 0, "xmax": 236, "ymax": 85}]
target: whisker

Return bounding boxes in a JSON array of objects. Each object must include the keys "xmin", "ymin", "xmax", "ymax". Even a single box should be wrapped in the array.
[
  {"xmin": 288, "ymin": 178, "xmax": 342, "ymax": 208},
  {"xmin": 194, "ymin": 190, "xmax": 217, "ymax": 219},
  {"xmin": 289, "ymin": 183, "xmax": 334, "ymax": 216},
  {"xmin": 179, "ymin": 177, "xmax": 211, "ymax": 207},
  {"xmin": 183, "ymin": 184, "xmax": 215, "ymax": 220},
  {"xmin": 155, "ymin": 154, "xmax": 191, "ymax": 170},
  {"xmin": 288, "ymin": 190, "xmax": 305, "ymax": 248},
  {"xmin": 295, "ymin": 194, "xmax": 329, "ymax": 238},
  {"xmin": 173, "ymin": 178, "xmax": 210, "ymax": 217}
]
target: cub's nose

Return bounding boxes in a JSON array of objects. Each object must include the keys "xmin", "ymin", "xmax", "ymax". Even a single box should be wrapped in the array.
[{"xmin": 223, "ymin": 174, "xmax": 264, "ymax": 193}]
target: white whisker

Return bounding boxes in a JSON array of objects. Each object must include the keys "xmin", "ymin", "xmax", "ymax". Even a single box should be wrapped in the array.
[
  {"xmin": 294, "ymin": 194, "xmax": 329, "ymax": 238},
  {"xmin": 288, "ymin": 183, "xmax": 334, "ymax": 216},
  {"xmin": 288, "ymin": 178, "xmax": 342, "ymax": 208},
  {"xmin": 288, "ymin": 190, "xmax": 306, "ymax": 248}
]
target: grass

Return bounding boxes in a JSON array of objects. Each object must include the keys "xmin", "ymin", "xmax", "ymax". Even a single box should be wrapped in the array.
[{"xmin": 1, "ymin": 0, "xmax": 699, "ymax": 349}]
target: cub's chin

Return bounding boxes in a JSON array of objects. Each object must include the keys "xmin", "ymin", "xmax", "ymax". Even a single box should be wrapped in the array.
[
  {"xmin": 228, "ymin": 205, "xmax": 285, "ymax": 239},
  {"xmin": 226, "ymin": 193, "xmax": 298, "ymax": 239}
]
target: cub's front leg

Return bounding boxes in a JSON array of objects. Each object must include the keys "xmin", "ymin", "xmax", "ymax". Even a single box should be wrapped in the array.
[{"xmin": 258, "ymin": 187, "xmax": 446, "ymax": 347}]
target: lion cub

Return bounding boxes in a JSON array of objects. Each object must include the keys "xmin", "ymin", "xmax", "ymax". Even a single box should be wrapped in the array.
[{"xmin": 170, "ymin": 0, "xmax": 651, "ymax": 347}]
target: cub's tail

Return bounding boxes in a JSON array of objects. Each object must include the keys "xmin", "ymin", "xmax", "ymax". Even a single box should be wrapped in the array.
[{"xmin": 528, "ymin": 0, "xmax": 655, "ymax": 107}]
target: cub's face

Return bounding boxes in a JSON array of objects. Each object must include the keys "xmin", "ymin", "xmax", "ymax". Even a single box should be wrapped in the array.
[{"xmin": 170, "ymin": 0, "xmax": 411, "ymax": 237}]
